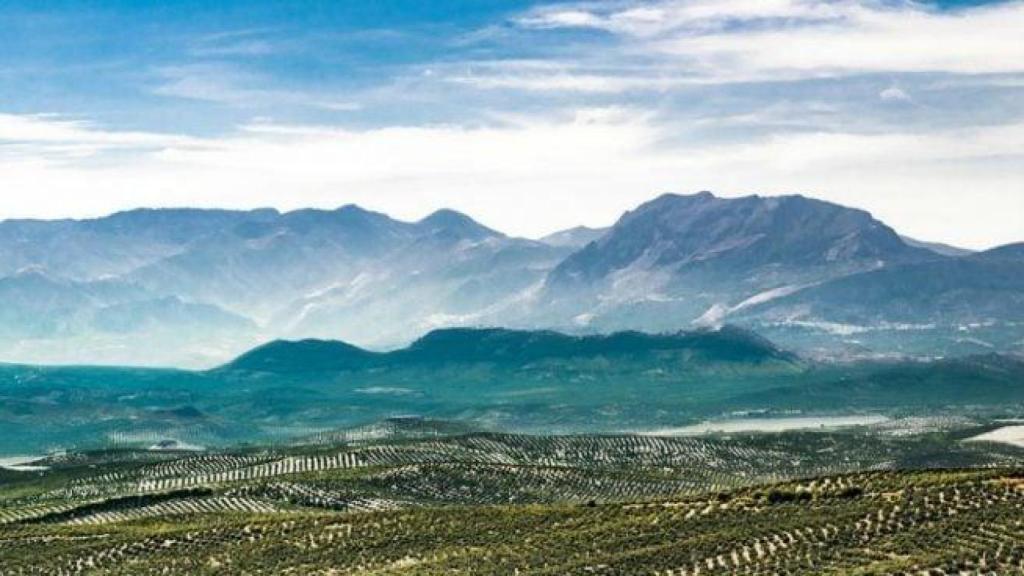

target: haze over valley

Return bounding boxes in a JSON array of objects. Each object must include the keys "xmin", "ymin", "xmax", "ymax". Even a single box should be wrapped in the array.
[{"xmin": 2, "ymin": 191, "xmax": 1020, "ymax": 367}]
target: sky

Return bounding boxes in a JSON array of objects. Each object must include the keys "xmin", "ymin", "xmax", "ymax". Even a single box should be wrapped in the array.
[{"xmin": 0, "ymin": 0, "xmax": 1022, "ymax": 249}]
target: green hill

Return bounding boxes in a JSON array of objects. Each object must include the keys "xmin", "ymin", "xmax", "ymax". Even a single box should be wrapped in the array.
[
  {"xmin": 220, "ymin": 325, "xmax": 794, "ymax": 373},
  {"xmin": 225, "ymin": 339, "xmax": 382, "ymax": 373},
  {"xmin": 3, "ymin": 327, "xmax": 1024, "ymax": 454}
]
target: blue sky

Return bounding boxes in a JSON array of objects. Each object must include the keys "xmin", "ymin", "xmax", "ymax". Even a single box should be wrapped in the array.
[{"xmin": 0, "ymin": 0, "xmax": 1022, "ymax": 248}]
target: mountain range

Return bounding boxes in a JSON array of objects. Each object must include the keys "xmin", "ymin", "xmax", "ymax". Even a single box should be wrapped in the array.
[{"xmin": 1, "ymin": 191, "xmax": 1020, "ymax": 367}]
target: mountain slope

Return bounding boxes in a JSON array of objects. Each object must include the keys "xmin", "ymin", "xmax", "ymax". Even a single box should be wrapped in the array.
[
  {"xmin": 900, "ymin": 235, "xmax": 975, "ymax": 257},
  {"xmin": 0, "ymin": 193, "xmax": 1019, "ymax": 365},
  {"xmin": 547, "ymin": 192, "xmax": 929, "ymax": 288},
  {"xmin": 728, "ymin": 354, "xmax": 1024, "ymax": 410},
  {"xmin": 530, "ymin": 192, "xmax": 940, "ymax": 337},
  {"xmin": 539, "ymin": 226, "xmax": 609, "ymax": 248},
  {"xmin": 0, "ymin": 206, "xmax": 568, "ymax": 365},
  {"xmin": 0, "ymin": 208, "xmax": 277, "ymax": 281},
  {"xmin": 739, "ymin": 245, "xmax": 1024, "ymax": 323},
  {"xmin": 221, "ymin": 325, "xmax": 794, "ymax": 373},
  {"xmin": 226, "ymin": 339, "xmax": 381, "ymax": 373},
  {"xmin": 729, "ymin": 243, "xmax": 1024, "ymax": 356},
  {"xmin": 273, "ymin": 221, "xmax": 570, "ymax": 347}
]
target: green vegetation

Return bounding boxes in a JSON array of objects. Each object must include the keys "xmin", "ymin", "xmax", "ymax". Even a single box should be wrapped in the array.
[
  {"xmin": 3, "ymin": 326, "xmax": 1024, "ymax": 455},
  {"xmin": 2, "ymin": 424, "xmax": 1023, "ymax": 574}
]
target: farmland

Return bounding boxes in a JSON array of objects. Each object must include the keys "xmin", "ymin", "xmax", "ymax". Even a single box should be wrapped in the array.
[{"xmin": 2, "ymin": 420, "xmax": 1024, "ymax": 574}]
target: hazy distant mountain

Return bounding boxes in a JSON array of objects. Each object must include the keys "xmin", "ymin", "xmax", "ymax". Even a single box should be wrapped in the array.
[
  {"xmin": 0, "ymin": 192, "xmax": 1019, "ymax": 366},
  {"xmin": 518, "ymin": 193, "xmax": 1021, "ymax": 358},
  {"xmin": 539, "ymin": 226, "xmax": 609, "ymax": 248},
  {"xmin": 0, "ymin": 205, "xmax": 569, "ymax": 365},
  {"xmin": 267, "ymin": 209, "xmax": 571, "ymax": 346},
  {"xmin": 0, "ymin": 209, "xmax": 274, "ymax": 281},
  {"xmin": 729, "ymin": 243, "xmax": 1024, "ymax": 357},
  {"xmin": 548, "ymin": 192, "xmax": 928, "ymax": 286},
  {"xmin": 91, "ymin": 296, "xmax": 255, "ymax": 335},
  {"xmin": 737, "ymin": 244, "xmax": 1024, "ymax": 324},
  {"xmin": 975, "ymin": 242, "xmax": 1024, "ymax": 261},
  {"xmin": 900, "ymin": 236, "xmax": 975, "ymax": 257},
  {"xmin": 532, "ymin": 192, "xmax": 937, "ymax": 334},
  {"xmin": 0, "ymin": 270, "xmax": 101, "ymax": 339},
  {"xmin": 418, "ymin": 208, "xmax": 504, "ymax": 242}
]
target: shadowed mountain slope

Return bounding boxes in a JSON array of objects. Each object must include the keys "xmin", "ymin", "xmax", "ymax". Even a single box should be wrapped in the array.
[{"xmin": 221, "ymin": 325, "xmax": 794, "ymax": 373}]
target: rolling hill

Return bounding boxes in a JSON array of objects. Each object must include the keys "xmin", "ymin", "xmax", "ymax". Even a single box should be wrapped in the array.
[{"xmin": 2, "ymin": 326, "xmax": 1023, "ymax": 454}]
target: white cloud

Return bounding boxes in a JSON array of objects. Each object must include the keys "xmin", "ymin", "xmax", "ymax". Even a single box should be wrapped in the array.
[
  {"xmin": 518, "ymin": 0, "xmax": 1024, "ymax": 81},
  {"xmin": 879, "ymin": 85, "xmax": 911, "ymax": 102},
  {"xmin": 445, "ymin": 64, "xmax": 690, "ymax": 93},
  {"xmin": 521, "ymin": 0, "xmax": 845, "ymax": 37},
  {"xmin": 520, "ymin": 9, "xmax": 605, "ymax": 29},
  {"xmin": 153, "ymin": 64, "xmax": 272, "ymax": 105},
  {"xmin": 0, "ymin": 109, "xmax": 1021, "ymax": 250},
  {"xmin": 0, "ymin": 113, "xmax": 201, "ymax": 161},
  {"xmin": 315, "ymin": 100, "xmax": 363, "ymax": 111}
]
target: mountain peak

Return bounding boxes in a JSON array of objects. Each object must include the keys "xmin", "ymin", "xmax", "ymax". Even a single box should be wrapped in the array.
[
  {"xmin": 99, "ymin": 206, "xmax": 281, "ymax": 226},
  {"xmin": 551, "ymin": 191, "xmax": 926, "ymax": 286},
  {"xmin": 221, "ymin": 338, "xmax": 378, "ymax": 373},
  {"xmin": 335, "ymin": 204, "xmax": 372, "ymax": 215},
  {"xmin": 539, "ymin": 226, "xmax": 609, "ymax": 248},
  {"xmin": 646, "ymin": 190, "xmax": 717, "ymax": 206},
  {"xmin": 419, "ymin": 208, "xmax": 472, "ymax": 225},
  {"xmin": 417, "ymin": 209, "xmax": 502, "ymax": 241}
]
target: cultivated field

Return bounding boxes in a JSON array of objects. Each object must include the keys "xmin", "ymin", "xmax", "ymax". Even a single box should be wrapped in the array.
[{"xmin": 1, "ymin": 422, "xmax": 1023, "ymax": 574}]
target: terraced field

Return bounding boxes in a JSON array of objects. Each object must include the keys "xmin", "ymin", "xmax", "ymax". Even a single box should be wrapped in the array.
[{"xmin": 2, "ymin": 425, "xmax": 1023, "ymax": 574}]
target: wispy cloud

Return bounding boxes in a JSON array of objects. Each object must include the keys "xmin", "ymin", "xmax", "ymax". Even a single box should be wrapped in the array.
[
  {"xmin": 190, "ymin": 39, "xmax": 278, "ymax": 57},
  {"xmin": 153, "ymin": 64, "xmax": 264, "ymax": 105},
  {"xmin": 879, "ymin": 85, "xmax": 911, "ymax": 102},
  {"xmin": 517, "ymin": 0, "xmax": 1024, "ymax": 81},
  {"xmin": 519, "ymin": 0, "xmax": 845, "ymax": 36},
  {"xmin": 442, "ymin": 60, "xmax": 693, "ymax": 93},
  {"xmin": 0, "ymin": 113, "xmax": 200, "ymax": 161},
  {"xmin": 187, "ymin": 28, "xmax": 282, "ymax": 57},
  {"xmin": 152, "ymin": 64, "xmax": 361, "ymax": 111}
]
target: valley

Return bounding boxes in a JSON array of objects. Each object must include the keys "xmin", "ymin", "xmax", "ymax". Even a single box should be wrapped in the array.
[
  {"xmin": 3, "ymin": 0, "xmax": 1021, "ymax": 571},
  {"xmin": 0, "ymin": 194, "xmax": 1021, "ymax": 574},
  {"xmin": 2, "ymin": 325, "xmax": 1022, "ymax": 573}
]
